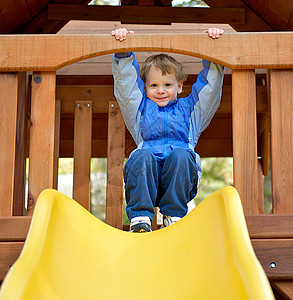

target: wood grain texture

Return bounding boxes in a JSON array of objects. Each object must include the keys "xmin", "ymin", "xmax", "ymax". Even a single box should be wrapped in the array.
[
  {"xmin": 246, "ymin": 215, "xmax": 293, "ymax": 239},
  {"xmin": 48, "ymin": 4, "xmax": 246, "ymax": 25},
  {"xmin": 272, "ymin": 281, "xmax": 293, "ymax": 300},
  {"xmin": 270, "ymin": 70, "xmax": 293, "ymax": 214},
  {"xmin": 106, "ymin": 101, "xmax": 125, "ymax": 229},
  {"xmin": 0, "ymin": 216, "xmax": 31, "ymax": 242},
  {"xmin": 73, "ymin": 101, "xmax": 92, "ymax": 210},
  {"xmin": 0, "ymin": 74, "xmax": 18, "ymax": 216},
  {"xmin": 0, "ymin": 33, "xmax": 291, "ymax": 71},
  {"xmin": 232, "ymin": 70, "xmax": 259, "ymax": 214},
  {"xmin": 252, "ymin": 239, "xmax": 293, "ymax": 279},
  {"xmin": 27, "ymin": 72, "xmax": 56, "ymax": 215}
]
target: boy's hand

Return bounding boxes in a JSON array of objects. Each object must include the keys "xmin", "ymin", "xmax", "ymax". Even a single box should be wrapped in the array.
[
  {"xmin": 111, "ymin": 28, "xmax": 134, "ymax": 42},
  {"xmin": 203, "ymin": 28, "xmax": 224, "ymax": 39}
]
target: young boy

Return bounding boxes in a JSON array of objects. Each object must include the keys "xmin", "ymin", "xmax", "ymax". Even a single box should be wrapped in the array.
[{"xmin": 111, "ymin": 28, "xmax": 224, "ymax": 232}]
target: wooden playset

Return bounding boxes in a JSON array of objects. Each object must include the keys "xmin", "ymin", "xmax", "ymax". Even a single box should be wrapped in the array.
[{"xmin": 0, "ymin": 29, "xmax": 292, "ymax": 298}]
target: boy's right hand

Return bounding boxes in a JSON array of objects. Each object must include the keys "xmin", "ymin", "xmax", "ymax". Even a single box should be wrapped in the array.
[{"xmin": 111, "ymin": 28, "xmax": 134, "ymax": 42}]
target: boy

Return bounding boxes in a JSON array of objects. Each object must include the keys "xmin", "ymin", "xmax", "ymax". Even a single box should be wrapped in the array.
[{"xmin": 111, "ymin": 28, "xmax": 224, "ymax": 232}]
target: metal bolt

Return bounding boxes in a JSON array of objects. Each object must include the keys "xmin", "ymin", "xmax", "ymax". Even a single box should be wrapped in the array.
[
  {"xmin": 34, "ymin": 75, "xmax": 42, "ymax": 84},
  {"xmin": 87, "ymin": 103, "xmax": 91, "ymax": 107},
  {"xmin": 111, "ymin": 104, "xmax": 114, "ymax": 108},
  {"xmin": 28, "ymin": 196, "xmax": 34, "ymax": 207},
  {"xmin": 270, "ymin": 262, "xmax": 276, "ymax": 269}
]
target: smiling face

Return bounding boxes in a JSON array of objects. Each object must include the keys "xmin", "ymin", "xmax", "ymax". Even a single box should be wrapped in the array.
[{"xmin": 145, "ymin": 66, "xmax": 183, "ymax": 107}]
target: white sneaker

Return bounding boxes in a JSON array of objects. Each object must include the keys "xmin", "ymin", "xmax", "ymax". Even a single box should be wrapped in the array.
[
  {"xmin": 161, "ymin": 216, "xmax": 181, "ymax": 228},
  {"xmin": 129, "ymin": 216, "xmax": 152, "ymax": 233}
]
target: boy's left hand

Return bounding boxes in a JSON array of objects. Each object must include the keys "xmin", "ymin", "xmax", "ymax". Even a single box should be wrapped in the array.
[{"xmin": 203, "ymin": 28, "xmax": 224, "ymax": 39}]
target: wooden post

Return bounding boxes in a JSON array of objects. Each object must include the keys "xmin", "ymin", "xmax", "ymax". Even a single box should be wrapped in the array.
[
  {"xmin": 232, "ymin": 69, "xmax": 259, "ymax": 214},
  {"xmin": 106, "ymin": 101, "xmax": 125, "ymax": 229},
  {"xmin": 0, "ymin": 74, "xmax": 18, "ymax": 216},
  {"xmin": 13, "ymin": 72, "xmax": 28, "ymax": 216},
  {"xmin": 270, "ymin": 70, "xmax": 293, "ymax": 213},
  {"xmin": 27, "ymin": 72, "xmax": 56, "ymax": 216},
  {"xmin": 73, "ymin": 101, "xmax": 92, "ymax": 210}
]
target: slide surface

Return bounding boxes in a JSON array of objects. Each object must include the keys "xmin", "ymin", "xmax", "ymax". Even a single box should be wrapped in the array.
[{"xmin": 0, "ymin": 186, "xmax": 274, "ymax": 300}]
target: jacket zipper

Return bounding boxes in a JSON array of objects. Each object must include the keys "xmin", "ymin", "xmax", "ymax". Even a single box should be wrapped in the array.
[{"xmin": 163, "ymin": 107, "xmax": 168, "ymax": 157}]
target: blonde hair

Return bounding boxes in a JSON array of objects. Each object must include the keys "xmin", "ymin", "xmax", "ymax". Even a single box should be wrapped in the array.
[{"xmin": 140, "ymin": 53, "xmax": 187, "ymax": 83}]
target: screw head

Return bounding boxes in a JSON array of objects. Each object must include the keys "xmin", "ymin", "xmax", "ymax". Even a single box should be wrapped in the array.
[
  {"xmin": 270, "ymin": 262, "xmax": 276, "ymax": 269},
  {"xmin": 34, "ymin": 75, "xmax": 42, "ymax": 84}
]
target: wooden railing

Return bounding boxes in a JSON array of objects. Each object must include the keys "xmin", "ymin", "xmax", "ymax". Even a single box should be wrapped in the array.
[{"xmin": 0, "ymin": 33, "xmax": 293, "ymax": 295}]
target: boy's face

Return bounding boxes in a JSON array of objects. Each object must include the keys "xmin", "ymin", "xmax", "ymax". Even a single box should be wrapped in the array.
[{"xmin": 145, "ymin": 66, "xmax": 183, "ymax": 107}]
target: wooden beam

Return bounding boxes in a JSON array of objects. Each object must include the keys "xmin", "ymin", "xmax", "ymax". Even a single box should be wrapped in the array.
[
  {"xmin": 27, "ymin": 72, "xmax": 56, "ymax": 215},
  {"xmin": 246, "ymin": 215, "xmax": 293, "ymax": 239},
  {"xmin": 47, "ymin": 4, "xmax": 245, "ymax": 25},
  {"xmin": 73, "ymin": 101, "xmax": 92, "ymax": 210},
  {"xmin": 270, "ymin": 70, "xmax": 293, "ymax": 214},
  {"xmin": 106, "ymin": 101, "xmax": 125, "ymax": 229},
  {"xmin": 0, "ymin": 33, "xmax": 292, "ymax": 71},
  {"xmin": 0, "ymin": 74, "xmax": 18, "ymax": 217},
  {"xmin": 252, "ymin": 239, "xmax": 293, "ymax": 280},
  {"xmin": 232, "ymin": 70, "xmax": 259, "ymax": 214},
  {"xmin": 0, "ymin": 216, "xmax": 31, "ymax": 242}
]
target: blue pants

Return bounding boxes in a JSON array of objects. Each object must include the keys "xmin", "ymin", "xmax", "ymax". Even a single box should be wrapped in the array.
[{"xmin": 123, "ymin": 148, "xmax": 198, "ymax": 221}]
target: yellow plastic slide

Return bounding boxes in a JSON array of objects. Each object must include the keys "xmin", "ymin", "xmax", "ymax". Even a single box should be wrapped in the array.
[{"xmin": 0, "ymin": 186, "xmax": 274, "ymax": 300}]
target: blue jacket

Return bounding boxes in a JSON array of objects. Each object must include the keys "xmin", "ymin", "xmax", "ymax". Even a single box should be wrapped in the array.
[{"xmin": 112, "ymin": 52, "xmax": 224, "ymax": 185}]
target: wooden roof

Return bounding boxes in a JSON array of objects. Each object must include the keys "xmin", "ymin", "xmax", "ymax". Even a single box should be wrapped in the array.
[{"xmin": 0, "ymin": 0, "xmax": 292, "ymax": 34}]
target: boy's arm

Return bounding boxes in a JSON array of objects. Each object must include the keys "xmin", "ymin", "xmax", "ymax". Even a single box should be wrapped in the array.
[
  {"xmin": 111, "ymin": 52, "xmax": 145, "ymax": 144},
  {"xmin": 190, "ymin": 59, "xmax": 224, "ymax": 134}
]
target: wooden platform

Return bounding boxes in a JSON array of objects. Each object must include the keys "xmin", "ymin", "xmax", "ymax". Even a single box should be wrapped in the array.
[{"xmin": 0, "ymin": 31, "xmax": 293, "ymax": 298}]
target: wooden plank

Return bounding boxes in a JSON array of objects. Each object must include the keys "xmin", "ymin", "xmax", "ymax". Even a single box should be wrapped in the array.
[
  {"xmin": 48, "ymin": 4, "xmax": 246, "ymax": 25},
  {"xmin": 73, "ymin": 101, "xmax": 92, "ymax": 210},
  {"xmin": 0, "ymin": 216, "xmax": 31, "ymax": 242},
  {"xmin": 0, "ymin": 33, "xmax": 292, "ymax": 71},
  {"xmin": 232, "ymin": 70, "xmax": 259, "ymax": 214},
  {"xmin": 270, "ymin": 70, "xmax": 293, "ymax": 213},
  {"xmin": 13, "ymin": 72, "xmax": 28, "ymax": 216},
  {"xmin": 272, "ymin": 281, "xmax": 293, "ymax": 300},
  {"xmin": 27, "ymin": 72, "xmax": 56, "ymax": 215},
  {"xmin": 106, "ymin": 101, "xmax": 125, "ymax": 229},
  {"xmin": 252, "ymin": 239, "xmax": 293, "ymax": 280},
  {"xmin": 53, "ymin": 100, "xmax": 61, "ymax": 190},
  {"xmin": 0, "ymin": 73, "xmax": 18, "ymax": 216},
  {"xmin": 246, "ymin": 215, "xmax": 293, "ymax": 239},
  {"xmin": 0, "ymin": 242, "xmax": 24, "ymax": 282}
]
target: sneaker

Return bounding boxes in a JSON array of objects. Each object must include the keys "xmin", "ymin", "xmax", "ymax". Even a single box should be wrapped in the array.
[
  {"xmin": 129, "ymin": 216, "xmax": 152, "ymax": 233},
  {"xmin": 130, "ymin": 222, "xmax": 152, "ymax": 233},
  {"xmin": 161, "ymin": 216, "xmax": 181, "ymax": 228}
]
